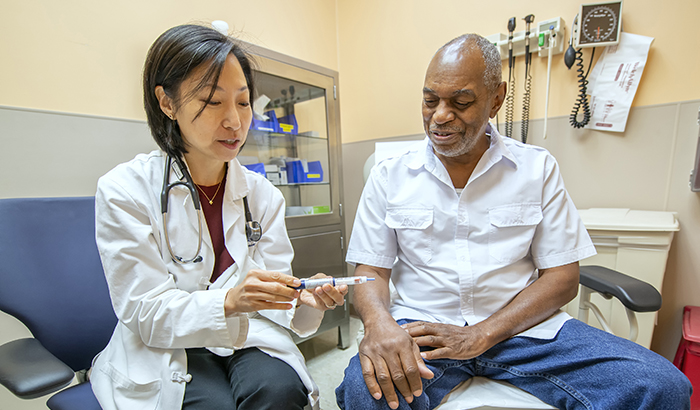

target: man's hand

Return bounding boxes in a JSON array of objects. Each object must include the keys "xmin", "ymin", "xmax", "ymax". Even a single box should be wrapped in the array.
[
  {"xmin": 297, "ymin": 273, "xmax": 349, "ymax": 311},
  {"xmin": 359, "ymin": 321, "xmax": 434, "ymax": 409},
  {"xmin": 401, "ymin": 264, "xmax": 582, "ymax": 362},
  {"xmin": 402, "ymin": 321, "xmax": 492, "ymax": 361}
]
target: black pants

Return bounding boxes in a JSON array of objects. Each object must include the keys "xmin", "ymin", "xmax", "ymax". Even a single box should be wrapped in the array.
[{"xmin": 182, "ymin": 347, "xmax": 308, "ymax": 410}]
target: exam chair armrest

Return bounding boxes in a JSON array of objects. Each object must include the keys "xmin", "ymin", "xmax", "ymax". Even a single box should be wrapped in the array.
[
  {"xmin": 579, "ymin": 265, "xmax": 662, "ymax": 312},
  {"xmin": 0, "ymin": 338, "xmax": 75, "ymax": 399}
]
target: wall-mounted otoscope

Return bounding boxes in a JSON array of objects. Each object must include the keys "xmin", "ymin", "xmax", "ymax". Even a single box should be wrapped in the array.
[
  {"xmin": 487, "ymin": 16, "xmax": 565, "ymax": 141},
  {"xmin": 542, "ymin": 24, "xmax": 557, "ymax": 139}
]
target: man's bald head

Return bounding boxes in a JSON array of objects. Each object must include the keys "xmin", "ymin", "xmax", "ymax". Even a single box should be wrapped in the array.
[{"xmin": 432, "ymin": 34, "xmax": 502, "ymax": 94}]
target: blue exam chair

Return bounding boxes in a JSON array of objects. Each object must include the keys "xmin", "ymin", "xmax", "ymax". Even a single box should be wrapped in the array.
[{"xmin": 0, "ymin": 197, "xmax": 116, "ymax": 410}]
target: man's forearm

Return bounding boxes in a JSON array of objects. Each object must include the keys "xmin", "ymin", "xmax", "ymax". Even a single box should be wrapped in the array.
[
  {"xmin": 352, "ymin": 264, "xmax": 394, "ymax": 328},
  {"xmin": 474, "ymin": 262, "xmax": 580, "ymax": 346}
]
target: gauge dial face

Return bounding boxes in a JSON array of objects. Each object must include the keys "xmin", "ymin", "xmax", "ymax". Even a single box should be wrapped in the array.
[{"xmin": 579, "ymin": 1, "xmax": 622, "ymax": 46}]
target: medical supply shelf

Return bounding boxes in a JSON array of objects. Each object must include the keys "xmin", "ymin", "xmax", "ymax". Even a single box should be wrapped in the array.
[
  {"xmin": 244, "ymin": 42, "xmax": 350, "ymax": 348},
  {"xmin": 245, "ymin": 129, "xmax": 331, "ymax": 212},
  {"xmin": 248, "ymin": 129, "xmax": 329, "ymax": 149}
]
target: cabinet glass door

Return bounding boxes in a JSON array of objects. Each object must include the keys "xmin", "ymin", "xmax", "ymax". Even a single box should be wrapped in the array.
[
  {"xmin": 240, "ymin": 43, "xmax": 349, "ymax": 347},
  {"xmin": 238, "ymin": 50, "xmax": 341, "ymax": 230}
]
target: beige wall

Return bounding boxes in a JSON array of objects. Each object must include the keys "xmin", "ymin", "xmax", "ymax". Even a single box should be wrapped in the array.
[
  {"xmin": 2, "ymin": 0, "xmax": 700, "ymax": 408},
  {"xmin": 336, "ymin": 0, "xmax": 700, "ymax": 143},
  {"xmin": 0, "ymin": 0, "xmax": 339, "ymax": 120}
]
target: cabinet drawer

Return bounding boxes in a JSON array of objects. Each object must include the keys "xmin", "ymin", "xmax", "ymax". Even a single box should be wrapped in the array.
[{"xmin": 290, "ymin": 230, "xmax": 344, "ymax": 279}]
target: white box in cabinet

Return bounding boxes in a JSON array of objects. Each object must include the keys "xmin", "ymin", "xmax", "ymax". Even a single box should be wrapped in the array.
[{"xmin": 565, "ymin": 208, "xmax": 679, "ymax": 348}]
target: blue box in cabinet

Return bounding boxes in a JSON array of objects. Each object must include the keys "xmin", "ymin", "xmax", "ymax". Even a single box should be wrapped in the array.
[{"xmin": 250, "ymin": 110, "xmax": 279, "ymax": 133}]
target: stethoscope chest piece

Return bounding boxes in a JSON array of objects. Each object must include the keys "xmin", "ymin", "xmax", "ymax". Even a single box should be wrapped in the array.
[{"xmin": 243, "ymin": 196, "xmax": 261, "ymax": 247}]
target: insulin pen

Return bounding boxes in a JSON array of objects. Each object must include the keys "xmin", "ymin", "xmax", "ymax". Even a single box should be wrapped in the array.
[{"xmin": 292, "ymin": 276, "xmax": 375, "ymax": 290}]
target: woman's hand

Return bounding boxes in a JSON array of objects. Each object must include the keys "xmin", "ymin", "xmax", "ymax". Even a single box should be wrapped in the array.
[
  {"xmin": 297, "ymin": 273, "xmax": 348, "ymax": 311},
  {"xmin": 224, "ymin": 269, "xmax": 301, "ymax": 315}
]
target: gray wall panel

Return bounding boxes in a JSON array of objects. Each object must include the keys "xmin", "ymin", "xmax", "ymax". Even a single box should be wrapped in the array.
[{"xmin": 0, "ymin": 106, "xmax": 156, "ymax": 198}]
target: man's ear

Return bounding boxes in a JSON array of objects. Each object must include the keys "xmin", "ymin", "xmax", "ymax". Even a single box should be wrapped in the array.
[
  {"xmin": 155, "ymin": 86, "xmax": 176, "ymax": 120},
  {"xmin": 489, "ymin": 81, "xmax": 507, "ymax": 119}
]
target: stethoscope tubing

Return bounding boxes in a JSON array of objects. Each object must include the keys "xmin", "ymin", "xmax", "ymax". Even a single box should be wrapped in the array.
[
  {"xmin": 162, "ymin": 155, "xmax": 204, "ymax": 264},
  {"xmin": 161, "ymin": 155, "xmax": 261, "ymax": 264}
]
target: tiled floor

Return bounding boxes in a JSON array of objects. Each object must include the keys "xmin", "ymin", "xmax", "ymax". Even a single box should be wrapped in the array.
[{"xmin": 298, "ymin": 317, "xmax": 363, "ymax": 410}]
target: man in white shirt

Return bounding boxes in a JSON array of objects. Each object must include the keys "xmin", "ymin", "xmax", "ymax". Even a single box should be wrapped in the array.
[{"xmin": 336, "ymin": 34, "xmax": 690, "ymax": 410}]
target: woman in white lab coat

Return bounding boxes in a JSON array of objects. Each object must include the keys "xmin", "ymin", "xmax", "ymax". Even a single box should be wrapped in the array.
[{"xmin": 90, "ymin": 24, "xmax": 347, "ymax": 410}]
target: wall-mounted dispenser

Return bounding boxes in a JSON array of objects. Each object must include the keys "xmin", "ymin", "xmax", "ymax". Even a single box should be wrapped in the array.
[{"xmin": 486, "ymin": 16, "xmax": 566, "ymax": 61}]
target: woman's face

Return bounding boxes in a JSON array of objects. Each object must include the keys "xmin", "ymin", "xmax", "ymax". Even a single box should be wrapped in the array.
[{"xmin": 167, "ymin": 54, "xmax": 253, "ymax": 170}]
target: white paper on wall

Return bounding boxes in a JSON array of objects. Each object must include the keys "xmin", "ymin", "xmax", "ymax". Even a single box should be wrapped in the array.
[{"xmin": 585, "ymin": 32, "xmax": 654, "ymax": 133}]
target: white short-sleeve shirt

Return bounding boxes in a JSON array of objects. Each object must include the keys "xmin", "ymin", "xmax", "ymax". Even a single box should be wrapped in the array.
[{"xmin": 346, "ymin": 125, "xmax": 596, "ymax": 339}]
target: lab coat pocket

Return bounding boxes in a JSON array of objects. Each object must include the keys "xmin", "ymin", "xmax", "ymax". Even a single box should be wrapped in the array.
[
  {"xmin": 488, "ymin": 204, "xmax": 542, "ymax": 264},
  {"xmin": 100, "ymin": 362, "xmax": 162, "ymax": 410},
  {"xmin": 385, "ymin": 207, "xmax": 433, "ymax": 266}
]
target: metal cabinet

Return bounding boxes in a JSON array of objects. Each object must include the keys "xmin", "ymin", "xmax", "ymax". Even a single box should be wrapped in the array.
[{"xmin": 241, "ymin": 43, "xmax": 350, "ymax": 348}]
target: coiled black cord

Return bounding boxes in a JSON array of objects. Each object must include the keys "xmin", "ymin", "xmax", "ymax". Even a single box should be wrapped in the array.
[
  {"xmin": 505, "ymin": 74, "xmax": 515, "ymax": 138},
  {"xmin": 521, "ymin": 68, "xmax": 532, "ymax": 143},
  {"xmin": 505, "ymin": 17, "xmax": 516, "ymax": 139},
  {"xmin": 569, "ymin": 48, "xmax": 595, "ymax": 129},
  {"xmin": 520, "ymin": 14, "xmax": 534, "ymax": 144}
]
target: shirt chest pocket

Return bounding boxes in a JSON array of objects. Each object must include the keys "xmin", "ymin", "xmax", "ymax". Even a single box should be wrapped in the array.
[
  {"xmin": 488, "ymin": 204, "xmax": 543, "ymax": 264},
  {"xmin": 385, "ymin": 208, "xmax": 433, "ymax": 266}
]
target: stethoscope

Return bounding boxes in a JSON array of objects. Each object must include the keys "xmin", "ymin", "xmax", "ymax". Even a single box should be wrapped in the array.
[{"xmin": 161, "ymin": 155, "xmax": 262, "ymax": 264}]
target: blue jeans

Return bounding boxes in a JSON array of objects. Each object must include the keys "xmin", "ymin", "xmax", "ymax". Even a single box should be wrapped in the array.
[{"xmin": 336, "ymin": 319, "xmax": 691, "ymax": 410}]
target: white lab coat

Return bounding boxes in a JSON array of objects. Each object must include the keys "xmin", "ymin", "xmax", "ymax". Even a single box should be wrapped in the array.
[{"xmin": 91, "ymin": 150, "xmax": 323, "ymax": 410}]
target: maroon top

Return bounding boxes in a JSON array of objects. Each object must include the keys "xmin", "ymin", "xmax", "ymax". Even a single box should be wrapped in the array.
[{"xmin": 196, "ymin": 174, "xmax": 234, "ymax": 283}]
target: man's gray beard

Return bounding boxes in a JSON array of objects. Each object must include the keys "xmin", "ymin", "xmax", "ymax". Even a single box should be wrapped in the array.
[{"xmin": 430, "ymin": 134, "xmax": 477, "ymax": 157}]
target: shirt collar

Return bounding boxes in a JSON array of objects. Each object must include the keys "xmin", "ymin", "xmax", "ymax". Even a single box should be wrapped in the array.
[
  {"xmin": 407, "ymin": 137, "xmax": 433, "ymax": 170},
  {"xmin": 484, "ymin": 123, "xmax": 519, "ymax": 170}
]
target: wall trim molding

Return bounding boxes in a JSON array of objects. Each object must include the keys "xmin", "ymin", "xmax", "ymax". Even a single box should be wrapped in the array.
[
  {"xmin": 341, "ymin": 98, "xmax": 700, "ymax": 146},
  {"xmin": 0, "ymin": 105, "xmax": 146, "ymax": 125}
]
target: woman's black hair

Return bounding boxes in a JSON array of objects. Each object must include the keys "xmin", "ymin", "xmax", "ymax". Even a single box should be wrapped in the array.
[{"xmin": 143, "ymin": 24, "xmax": 256, "ymax": 158}]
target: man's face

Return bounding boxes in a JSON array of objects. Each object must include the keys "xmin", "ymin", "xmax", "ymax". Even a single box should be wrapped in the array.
[{"xmin": 422, "ymin": 43, "xmax": 500, "ymax": 158}]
